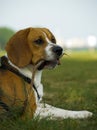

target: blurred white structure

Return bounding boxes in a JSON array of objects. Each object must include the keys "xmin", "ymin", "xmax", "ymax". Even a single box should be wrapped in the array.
[
  {"xmin": 86, "ymin": 35, "xmax": 97, "ymax": 48},
  {"xmin": 65, "ymin": 38, "xmax": 86, "ymax": 49},
  {"xmin": 57, "ymin": 35, "xmax": 97, "ymax": 50}
]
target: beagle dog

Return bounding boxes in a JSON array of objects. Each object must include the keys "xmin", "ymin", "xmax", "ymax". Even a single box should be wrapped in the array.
[{"xmin": 0, "ymin": 27, "xmax": 92, "ymax": 119}]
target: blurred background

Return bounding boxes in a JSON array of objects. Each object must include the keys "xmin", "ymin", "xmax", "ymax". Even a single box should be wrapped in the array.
[{"xmin": 0, "ymin": 0, "xmax": 97, "ymax": 51}]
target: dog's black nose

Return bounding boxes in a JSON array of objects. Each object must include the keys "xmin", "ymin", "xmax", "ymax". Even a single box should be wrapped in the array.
[{"xmin": 52, "ymin": 46, "xmax": 63, "ymax": 56}]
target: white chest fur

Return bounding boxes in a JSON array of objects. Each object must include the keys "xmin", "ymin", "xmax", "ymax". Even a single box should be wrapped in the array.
[{"xmin": 18, "ymin": 65, "xmax": 44, "ymax": 102}]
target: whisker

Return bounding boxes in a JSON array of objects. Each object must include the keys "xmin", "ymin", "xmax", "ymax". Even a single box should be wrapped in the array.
[{"xmin": 60, "ymin": 52, "xmax": 70, "ymax": 58}]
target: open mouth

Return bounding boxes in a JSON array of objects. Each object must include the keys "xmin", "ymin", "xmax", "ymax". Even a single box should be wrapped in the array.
[
  {"xmin": 38, "ymin": 58, "xmax": 60, "ymax": 70},
  {"xmin": 37, "ymin": 52, "xmax": 66, "ymax": 70}
]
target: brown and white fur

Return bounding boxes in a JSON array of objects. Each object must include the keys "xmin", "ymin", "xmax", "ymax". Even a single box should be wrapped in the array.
[{"xmin": 0, "ymin": 27, "xmax": 92, "ymax": 119}]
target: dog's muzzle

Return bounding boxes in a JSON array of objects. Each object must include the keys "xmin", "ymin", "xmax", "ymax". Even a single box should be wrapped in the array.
[
  {"xmin": 38, "ymin": 45, "xmax": 63, "ymax": 70},
  {"xmin": 52, "ymin": 46, "xmax": 63, "ymax": 57}
]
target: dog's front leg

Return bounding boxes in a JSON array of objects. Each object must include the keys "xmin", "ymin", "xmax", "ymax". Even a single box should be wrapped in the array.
[{"xmin": 35, "ymin": 103, "xmax": 92, "ymax": 119}]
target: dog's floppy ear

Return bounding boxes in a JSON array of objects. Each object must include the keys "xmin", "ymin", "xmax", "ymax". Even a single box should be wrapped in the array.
[{"xmin": 6, "ymin": 28, "xmax": 32, "ymax": 67}]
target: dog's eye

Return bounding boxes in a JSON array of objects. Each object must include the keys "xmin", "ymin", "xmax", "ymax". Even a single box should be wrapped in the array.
[
  {"xmin": 51, "ymin": 38, "xmax": 56, "ymax": 43},
  {"xmin": 34, "ymin": 38, "xmax": 43, "ymax": 45}
]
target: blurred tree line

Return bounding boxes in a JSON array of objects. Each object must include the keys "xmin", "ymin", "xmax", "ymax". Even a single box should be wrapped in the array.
[{"xmin": 0, "ymin": 27, "xmax": 15, "ymax": 50}]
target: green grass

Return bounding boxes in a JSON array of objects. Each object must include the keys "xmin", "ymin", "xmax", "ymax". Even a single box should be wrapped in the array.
[
  {"xmin": 0, "ymin": 51, "xmax": 97, "ymax": 130},
  {"xmin": 0, "ymin": 50, "xmax": 5, "ymax": 57}
]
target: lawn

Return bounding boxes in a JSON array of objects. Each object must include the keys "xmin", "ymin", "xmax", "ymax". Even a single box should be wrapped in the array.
[{"xmin": 0, "ymin": 51, "xmax": 97, "ymax": 130}]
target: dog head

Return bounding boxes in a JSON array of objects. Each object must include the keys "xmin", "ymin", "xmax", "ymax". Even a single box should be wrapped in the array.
[{"xmin": 6, "ymin": 27, "xmax": 63, "ymax": 69}]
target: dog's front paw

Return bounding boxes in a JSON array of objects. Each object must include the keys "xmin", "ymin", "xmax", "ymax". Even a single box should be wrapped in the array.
[
  {"xmin": 69, "ymin": 110, "xmax": 93, "ymax": 119},
  {"xmin": 64, "ymin": 110, "xmax": 93, "ymax": 119}
]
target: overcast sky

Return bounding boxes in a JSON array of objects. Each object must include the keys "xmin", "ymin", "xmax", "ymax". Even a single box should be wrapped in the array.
[{"xmin": 0, "ymin": 0, "xmax": 97, "ymax": 40}]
